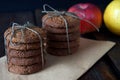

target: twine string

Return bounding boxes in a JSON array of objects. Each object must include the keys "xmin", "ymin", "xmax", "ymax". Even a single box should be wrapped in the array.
[
  {"xmin": 81, "ymin": 19, "xmax": 99, "ymax": 32},
  {"xmin": 10, "ymin": 23, "xmax": 18, "ymax": 46},
  {"xmin": 9, "ymin": 22, "xmax": 44, "ymax": 68},
  {"xmin": 26, "ymin": 27, "xmax": 44, "ymax": 68},
  {"xmin": 42, "ymin": 4, "xmax": 99, "ymax": 54},
  {"xmin": 42, "ymin": 15, "xmax": 54, "ymax": 28},
  {"xmin": 4, "ymin": 36, "xmax": 8, "ymax": 63},
  {"xmin": 60, "ymin": 15, "xmax": 70, "ymax": 53},
  {"xmin": 42, "ymin": 4, "xmax": 77, "ymax": 54},
  {"xmin": 42, "ymin": 4, "xmax": 99, "ymax": 32},
  {"xmin": 43, "ymin": 4, "xmax": 58, "ymax": 12}
]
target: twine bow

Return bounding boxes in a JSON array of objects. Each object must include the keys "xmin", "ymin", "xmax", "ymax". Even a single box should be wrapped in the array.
[
  {"xmin": 5, "ymin": 22, "xmax": 44, "ymax": 68},
  {"xmin": 42, "ymin": 4, "xmax": 80, "ymax": 54}
]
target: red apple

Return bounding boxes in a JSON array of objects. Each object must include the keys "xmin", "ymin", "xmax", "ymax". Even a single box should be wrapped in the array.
[{"xmin": 68, "ymin": 3, "xmax": 102, "ymax": 34}]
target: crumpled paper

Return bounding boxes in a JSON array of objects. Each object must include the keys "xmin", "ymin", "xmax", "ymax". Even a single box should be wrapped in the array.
[{"xmin": 0, "ymin": 38, "xmax": 115, "ymax": 80}]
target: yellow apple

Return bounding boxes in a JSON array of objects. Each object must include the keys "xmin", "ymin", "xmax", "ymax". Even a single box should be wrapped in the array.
[{"xmin": 104, "ymin": 0, "xmax": 120, "ymax": 35}]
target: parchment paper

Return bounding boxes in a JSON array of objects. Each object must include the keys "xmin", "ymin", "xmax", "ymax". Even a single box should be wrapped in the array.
[{"xmin": 0, "ymin": 38, "xmax": 115, "ymax": 80}]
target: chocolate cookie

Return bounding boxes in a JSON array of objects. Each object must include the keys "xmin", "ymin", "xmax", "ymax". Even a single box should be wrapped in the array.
[
  {"xmin": 44, "ymin": 25, "xmax": 79, "ymax": 34},
  {"xmin": 47, "ymin": 46, "xmax": 79, "ymax": 56},
  {"xmin": 42, "ymin": 12, "xmax": 80, "ymax": 28},
  {"xmin": 47, "ymin": 39, "xmax": 80, "ymax": 48},
  {"xmin": 47, "ymin": 32, "xmax": 80, "ymax": 41},
  {"xmin": 8, "ymin": 63, "xmax": 42, "ymax": 75},
  {"xmin": 8, "ymin": 49, "xmax": 41, "ymax": 58},
  {"xmin": 9, "ymin": 56, "xmax": 42, "ymax": 66},
  {"xmin": 8, "ymin": 42, "xmax": 41, "ymax": 50},
  {"xmin": 4, "ymin": 27, "xmax": 46, "ymax": 43}
]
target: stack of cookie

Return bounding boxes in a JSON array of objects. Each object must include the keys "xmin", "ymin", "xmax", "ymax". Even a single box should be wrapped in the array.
[
  {"xmin": 42, "ymin": 12, "xmax": 80, "ymax": 56},
  {"xmin": 4, "ymin": 26, "xmax": 45, "ymax": 75}
]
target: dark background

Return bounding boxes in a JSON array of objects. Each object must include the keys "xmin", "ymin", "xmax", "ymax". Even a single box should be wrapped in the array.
[
  {"xmin": 0, "ymin": 0, "xmax": 112, "ymax": 57},
  {"xmin": 1, "ymin": 1, "xmax": 120, "ymax": 79},
  {"xmin": 0, "ymin": 0, "xmax": 111, "ymax": 12}
]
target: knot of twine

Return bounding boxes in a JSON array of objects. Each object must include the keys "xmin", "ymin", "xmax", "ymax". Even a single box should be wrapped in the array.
[
  {"xmin": 42, "ymin": 4, "xmax": 80, "ymax": 54},
  {"xmin": 7, "ymin": 22, "xmax": 44, "ymax": 68},
  {"xmin": 10, "ymin": 22, "xmax": 34, "ymax": 45}
]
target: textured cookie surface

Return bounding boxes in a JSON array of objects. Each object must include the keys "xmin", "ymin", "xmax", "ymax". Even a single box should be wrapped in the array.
[
  {"xmin": 42, "ymin": 13, "xmax": 80, "ymax": 28},
  {"xmin": 8, "ymin": 56, "xmax": 42, "ymax": 66},
  {"xmin": 8, "ymin": 42, "xmax": 41, "ymax": 50},
  {"xmin": 8, "ymin": 49, "xmax": 41, "ymax": 58},
  {"xmin": 47, "ymin": 31, "xmax": 80, "ymax": 41},
  {"xmin": 44, "ymin": 25, "xmax": 79, "ymax": 34},
  {"xmin": 4, "ymin": 27, "xmax": 46, "ymax": 43},
  {"xmin": 8, "ymin": 63, "xmax": 42, "ymax": 75},
  {"xmin": 47, "ymin": 39, "xmax": 80, "ymax": 48},
  {"xmin": 47, "ymin": 46, "xmax": 79, "ymax": 56}
]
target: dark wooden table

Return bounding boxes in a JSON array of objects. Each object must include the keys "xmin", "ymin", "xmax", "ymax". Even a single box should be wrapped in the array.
[
  {"xmin": 0, "ymin": 10, "xmax": 120, "ymax": 80},
  {"xmin": 79, "ymin": 32, "xmax": 120, "ymax": 80}
]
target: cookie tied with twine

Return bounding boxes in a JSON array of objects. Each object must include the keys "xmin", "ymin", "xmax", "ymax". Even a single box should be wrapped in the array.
[
  {"xmin": 4, "ymin": 22, "xmax": 46, "ymax": 44},
  {"xmin": 42, "ymin": 4, "xmax": 80, "ymax": 28},
  {"xmin": 4, "ymin": 22, "xmax": 46, "ymax": 74},
  {"xmin": 42, "ymin": 4, "xmax": 80, "ymax": 55}
]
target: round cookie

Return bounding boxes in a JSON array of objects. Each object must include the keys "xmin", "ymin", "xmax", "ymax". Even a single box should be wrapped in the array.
[
  {"xmin": 44, "ymin": 25, "xmax": 79, "ymax": 34},
  {"xmin": 42, "ymin": 12, "xmax": 80, "ymax": 28},
  {"xmin": 47, "ymin": 31, "xmax": 80, "ymax": 41},
  {"xmin": 8, "ymin": 49, "xmax": 41, "ymax": 58},
  {"xmin": 9, "ymin": 56, "xmax": 42, "ymax": 66},
  {"xmin": 47, "ymin": 46, "xmax": 79, "ymax": 56},
  {"xmin": 47, "ymin": 39, "xmax": 80, "ymax": 48},
  {"xmin": 8, "ymin": 63, "xmax": 42, "ymax": 75},
  {"xmin": 4, "ymin": 27, "xmax": 46, "ymax": 43},
  {"xmin": 8, "ymin": 42, "xmax": 41, "ymax": 50}
]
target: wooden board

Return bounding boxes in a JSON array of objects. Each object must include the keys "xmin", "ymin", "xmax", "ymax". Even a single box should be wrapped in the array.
[
  {"xmin": 0, "ymin": 38, "xmax": 115, "ymax": 80},
  {"xmin": 93, "ymin": 32, "xmax": 120, "ymax": 78},
  {"xmin": 79, "ymin": 59, "xmax": 117, "ymax": 80}
]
